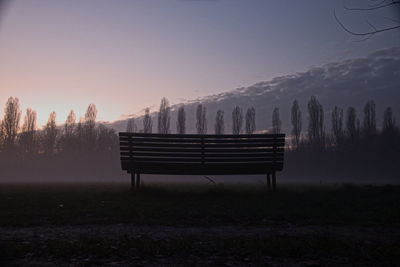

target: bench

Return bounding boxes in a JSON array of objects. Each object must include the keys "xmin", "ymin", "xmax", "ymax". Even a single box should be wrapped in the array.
[{"xmin": 119, "ymin": 133, "xmax": 285, "ymax": 189}]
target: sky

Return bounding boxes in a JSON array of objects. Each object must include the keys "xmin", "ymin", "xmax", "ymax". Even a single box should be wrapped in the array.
[{"xmin": 0, "ymin": 0, "xmax": 399, "ymax": 127}]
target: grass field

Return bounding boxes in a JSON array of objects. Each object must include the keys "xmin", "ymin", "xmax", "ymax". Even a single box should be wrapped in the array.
[{"xmin": 1, "ymin": 183, "xmax": 400, "ymax": 265}]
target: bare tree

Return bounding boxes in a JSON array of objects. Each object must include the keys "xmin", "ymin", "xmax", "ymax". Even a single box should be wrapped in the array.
[
  {"xmin": 356, "ymin": 118, "xmax": 361, "ymax": 138},
  {"xmin": 97, "ymin": 124, "xmax": 118, "ymax": 152},
  {"xmin": 0, "ymin": 119, "xmax": 3, "ymax": 149},
  {"xmin": 383, "ymin": 107, "xmax": 396, "ymax": 134},
  {"xmin": 85, "ymin": 104, "xmax": 97, "ymax": 125},
  {"xmin": 84, "ymin": 103, "xmax": 98, "ymax": 150},
  {"xmin": 143, "ymin": 108, "xmax": 153, "ymax": 134},
  {"xmin": 75, "ymin": 118, "xmax": 84, "ymax": 149},
  {"xmin": 126, "ymin": 118, "xmax": 137, "ymax": 133},
  {"xmin": 334, "ymin": 0, "xmax": 400, "ymax": 39},
  {"xmin": 60, "ymin": 110, "xmax": 76, "ymax": 151},
  {"xmin": 363, "ymin": 100, "xmax": 377, "ymax": 136},
  {"xmin": 232, "ymin": 106, "xmax": 243, "ymax": 135},
  {"xmin": 19, "ymin": 108, "xmax": 37, "ymax": 153},
  {"xmin": 272, "ymin": 107, "xmax": 281, "ymax": 134},
  {"xmin": 291, "ymin": 100, "xmax": 302, "ymax": 149},
  {"xmin": 214, "ymin": 110, "xmax": 224, "ymax": 135},
  {"xmin": 176, "ymin": 106, "xmax": 186, "ymax": 134},
  {"xmin": 346, "ymin": 106, "xmax": 358, "ymax": 141},
  {"xmin": 331, "ymin": 106, "xmax": 344, "ymax": 145},
  {"xmin": 196, "ymin": 104, "xmax": 207, "ymax": 134},
  {"xmin": 307, "ymin": 96, "xmax": 324, "ymax": 146},
  {"xmin": 158, "ymin": 97, "xmax": 170, "ymax": 134},
  {"xmin": 43, "ymin": 111, "xmax": 58, "ymax": 155},
  {"xmin": 245, "ymin": 107, "xmax": 256, "ymax": 134},
  {"xmin": 2, "ymin": 97, "xmax": 21, "ymax": 149},
  {"xmin": 65, "ymin": 110, "xmax": 76, "ymax": 137}
]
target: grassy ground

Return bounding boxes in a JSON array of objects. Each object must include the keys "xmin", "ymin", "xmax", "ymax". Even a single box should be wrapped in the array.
[
  {"xmin": 0, "ymin": 182, "xmax": 399, "ymax": 227},
  {"xmin": 1, "ymin": 183, "xmax": 399, "ymax": 265}
]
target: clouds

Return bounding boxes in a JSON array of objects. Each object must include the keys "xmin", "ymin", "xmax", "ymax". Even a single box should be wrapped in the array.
[{"xmin": 113, "ymin": 47, "xmax": 400, "ymax": 134}]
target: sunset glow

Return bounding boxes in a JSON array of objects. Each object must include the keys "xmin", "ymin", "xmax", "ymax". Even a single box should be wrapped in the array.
[{"xmin": 0, "ymin": 0, "xmax": 398, "ymax": 127}]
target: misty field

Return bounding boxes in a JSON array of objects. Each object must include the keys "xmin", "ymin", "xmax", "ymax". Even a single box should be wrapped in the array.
[{"xmin": 1, "ymin": 183, "xmax": 400, "ymax": 266}]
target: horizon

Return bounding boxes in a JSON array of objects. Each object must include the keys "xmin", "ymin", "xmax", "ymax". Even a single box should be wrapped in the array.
[{"xmin": 2, "ymin": 45, "xmax": 400, "ymax": 129}]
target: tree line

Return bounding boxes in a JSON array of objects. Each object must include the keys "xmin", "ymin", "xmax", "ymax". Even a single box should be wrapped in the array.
[
  {"xmin": 125, "ymin": 96, "xmax": 398, "ymax": 148},
  {"xmin": 0, "ymin": 95, "xmax": 398, "ymax": 181},
  {"xmin": 0, "ymin": 97, "xmax": 117, "ymax": 156},
  {"xmin": 0, "ymin": 95, "xmax": 398, "ymax": 156}
]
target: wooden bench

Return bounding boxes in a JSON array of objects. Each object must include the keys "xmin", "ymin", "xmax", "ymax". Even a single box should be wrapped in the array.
[{"xmin": 119, "ymin": 133, "xmax": 285, "ymax": 189}]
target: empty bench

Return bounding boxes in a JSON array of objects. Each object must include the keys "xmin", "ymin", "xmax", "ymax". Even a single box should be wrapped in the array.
[{"xmin": 119, "ymin": 133, "xmax": 285, "ymax": 189}]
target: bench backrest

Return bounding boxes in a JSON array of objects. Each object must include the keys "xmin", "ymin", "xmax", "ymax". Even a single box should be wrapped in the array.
[{"xmin": 119, "ymin": 133, "xmax": 285, "ymax": 175}]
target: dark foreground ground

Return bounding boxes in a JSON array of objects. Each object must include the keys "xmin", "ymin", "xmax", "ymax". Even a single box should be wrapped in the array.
[{"xmin": 0, "ymin": 183, "xmax": 399, "ymax": 266}]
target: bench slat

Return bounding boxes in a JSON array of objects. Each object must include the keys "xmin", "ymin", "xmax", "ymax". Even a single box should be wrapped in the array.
[
  {"xmin": 121, "ymin": 163, "xmax": 284, "ymax": 175},
  {"xmin": 120, "ymin": 146, "xmax": 284, "ymax": 153},
  {"xmin": 120, "ymin": 147, "xmax": 202, "ymax": 153},
  {"xmin": 121, "ymin": 157, "xmax": 283, "ymax": 163},
  {"xmin": 120, "ymin": 142, "xmax": 285, "ymax": 148},
  {"xmin": 121, "ymin": 152, "xmax": 202, "ymax": 157},
  {"xmin": 120, "ymin": 137, "xmax": 202, "ymax": 143},
  {"xmin": 124, "ymin": 158, "xmax": 202, "ymax": 162},
  {"xmin": 120, "ymin": 142, "xmax": 203, "ymax": 148},
  {"xmin": 119, "ymin": 132, "xmax": 285, "ymax": 138},
  {"xmin": 121, "ymin": 152, "xmax": 283, "ymax": 157},
  {"xmin": 120, "ymin": 136, "xmax": 283, "ymax": 143}
]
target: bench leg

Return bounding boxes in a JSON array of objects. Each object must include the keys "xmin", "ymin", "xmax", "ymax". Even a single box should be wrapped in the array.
[
  {"xmin": 267, "ymin": 174, "xmax": 271, "ymax": 190},
  {"xmin": 131, "ymin": 173, "xmax": 136, "ymax": 190},
  {"xmin": 136, "ymin": 173, "xmax": 141, "ymax": 189},
  {"xmin": 272, "ymin": 172, "xmax": 276, "ymax": 191}
]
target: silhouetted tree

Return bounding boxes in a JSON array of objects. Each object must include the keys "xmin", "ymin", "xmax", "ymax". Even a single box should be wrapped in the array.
[
  {"xmin": 245, "ymin": 107, "xmax": 256, "ymax": 134},
  {"xmin": 196, "ymin": 104, "xmax": 207, "ymax": 134},
  {"xmin": 60, "ymin": 110, "xmax": 76, "ymax": 152},
  {"xmin": 42, "ymin": 111, "xmax": 58, "ymax": 155},
  {"xmin": 383, "ymin": 107, "xmax": 397, "ymax": 134},
  {"xmin": 176, "ymin": 106, "xmax": 186, "ymax": 134},
  {"xmin": 232, "ymin": 106, "xmax": 243, "ymax": 135},
  {"xmin": 158, "ymin": 97, "xmax": 170, "ymax": 134},
  {"xmin": 97, "ymin": 124, "xmax": 118, "ymax": 152},
  {"xmin": 75, "ymin": 118, "xmax": 84, "ymax": 149},
  {"xmin": 363, "ymin": 100, "xmax": 377, "ymax": 136},
  {"xmin": 214, "ymin": 110, "xmax": 224, "ymax": 135},
  {"xmin": 65, "ymin": 110, "xmax": 76, "ymax": 136},
  {"xmin": 272, "ymin": 107, "xmax": 281, "ymax": 134},
  {"xmin": 2, "ymin": 97, "xmax": 21, "ymax": 150},
  {"xmin": 0, "ymin": 119, "xmax": 3, "ymax": 149},
  {"xmin": 143, "ymin": 108, "xmax": 153, "ymax": 133},
  {"xmin": 19, "ymin": 108, "xmax": 37, "ymax": 154},
  {"xmin": 291, "ymin": 100, "xmax": 302, "ymax": 149},
  {"xmin": 307, "ymin": 96, "xmax": 324, "ymax": 146},
  {"xmin": 346, "ymin": 106, "xmax": 358, "ymax": 141},
  {"xmin": 84, "ymin": 103, "xmax": 98, "ymax": 150},
  {"xmin": 331, "ymin": 106, "xmax": 344, "ymax": 145},
  {"xmin": 126, "ymin": 118, "xmax": 137, "ymax": 133}
]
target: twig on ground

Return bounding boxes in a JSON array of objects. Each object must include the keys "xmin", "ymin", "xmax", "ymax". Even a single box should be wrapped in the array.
[{"xmin": 203, "ymin": 176, "xmax": 216, "ymax": 184}]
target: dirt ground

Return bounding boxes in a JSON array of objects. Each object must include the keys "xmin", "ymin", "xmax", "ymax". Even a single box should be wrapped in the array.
[{"xmin": 2, "ymin": 224, "xmax": 399, "ymax": 266}]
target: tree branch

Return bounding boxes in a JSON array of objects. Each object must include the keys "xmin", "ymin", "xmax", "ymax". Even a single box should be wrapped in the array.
[
  {"xmin": 334, "ymin": 8, "xmax": 400, "ymax": 36},
  {"xmin": 344, "ymin": 0, "xmax": 400, "ymax": 11}
]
